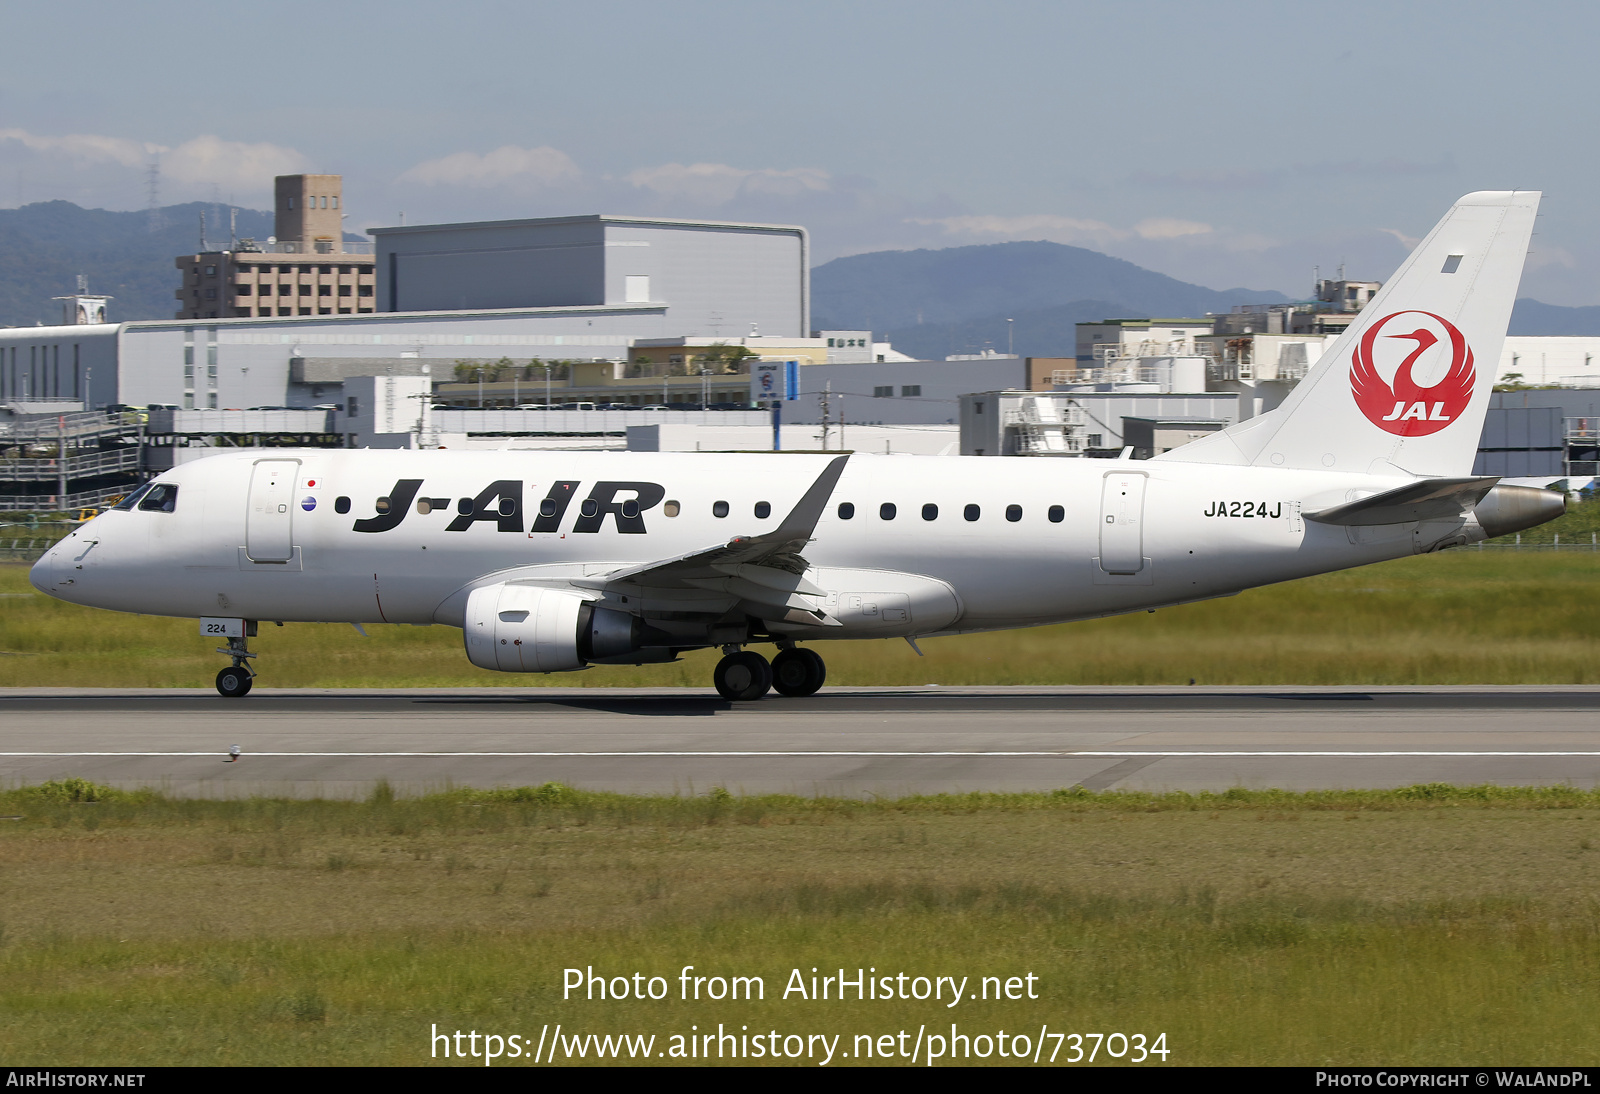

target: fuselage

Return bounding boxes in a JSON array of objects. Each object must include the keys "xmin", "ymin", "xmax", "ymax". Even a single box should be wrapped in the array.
[{"xmin": 33, "ymin": 448, "xmax": 1434, "ymax": 639}]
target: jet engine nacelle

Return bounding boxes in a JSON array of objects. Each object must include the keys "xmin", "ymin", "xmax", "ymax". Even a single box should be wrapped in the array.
[
  {"xmin": 1472, "ymin": 484, "xmax": 1567, "ymax": 538},
  {"xmin": 464, "ymin": 583, "xmax": 589, "ymax": 673},
  {"xmin": 463, "ymin": 582, "xmax": 665, "ymax": 673}
]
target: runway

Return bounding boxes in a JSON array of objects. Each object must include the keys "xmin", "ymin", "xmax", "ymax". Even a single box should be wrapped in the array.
[{"xmin": 1, "ymin": 685, "xmax": 1595, "ymax": 798}]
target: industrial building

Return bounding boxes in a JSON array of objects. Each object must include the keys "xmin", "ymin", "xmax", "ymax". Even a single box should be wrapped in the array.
[
  {"xmin": 959, "ymin": 391, "xmax": 1238, "ymax": 456},
  {"xmin": 370, "ymin": 213, "xmax": 808, "ymax": 337}
]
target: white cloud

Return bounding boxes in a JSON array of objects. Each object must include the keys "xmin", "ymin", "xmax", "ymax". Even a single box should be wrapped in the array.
[
  {"xmin": 625, "ymin": 162, "xmax": 831, "ymax": 205},
  {"xmin": 1380, "ymin": 227, "xmax": 1422, "ymax": 250},
  {"xmin": 1525, "ymin": 244, "xmax": 1576, "ymax": 272},
  {"xmin": 913, "ymin": 213, "xmax": 1219, "ymax": 248},
  {"xmin": 161, "ymin": 136, "xmax": 309, "ymax": 190},
  {"xmin": 908, "ymin": 213, "xmax": 1128, "ymax": 248},
  {"xmin": 0, "ymin": 128, "xmax": 153, "ymax": 168},
  {"xmin": 0, "ymin": 128, "xmax": 309, "ymax": 195},
  {"xmin": 1133, "ymin": 217, "xmax": 1213, "ymax": 240},
  {"xmin": 399, "ymin": 145, "xmax": 581, "ymax": 189}
]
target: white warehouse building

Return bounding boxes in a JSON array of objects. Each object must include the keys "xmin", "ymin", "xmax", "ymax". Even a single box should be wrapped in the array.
[
  {"xmin": 371, "ymin": 213, "xmax": 808, "ymax": 335},
  {"xmin": 0, "ymin": 214, "xmax": 813, "ymax": 414}
]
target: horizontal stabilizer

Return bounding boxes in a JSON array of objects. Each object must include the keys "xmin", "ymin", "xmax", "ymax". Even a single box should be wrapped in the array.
[{"xmin": 1304, "ymin": 476, "xmax": 1499, "ymax": 526}]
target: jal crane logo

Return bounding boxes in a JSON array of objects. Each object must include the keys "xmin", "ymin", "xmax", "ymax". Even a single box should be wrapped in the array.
[{"xmin": 1350, "ymin": 310, "xmax": 1476, "ymax": 437}]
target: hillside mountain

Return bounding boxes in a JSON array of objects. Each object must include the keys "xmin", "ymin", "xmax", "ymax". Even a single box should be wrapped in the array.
[
  {"xmin": 815, "ymin": 239, "xmax": 1600, "ymax": 358},
  {"xmin": 2, "ymin": 200, "xmax": 1597, "ymax": 343},
  {"xmin": 810, "ymin": 240, "xmax": 1290, "ymax": 335},
  {"xmin": 1508, "ymin": 298, "xmax": 1600, "ymax": 337},
  {"xmin": 0, "ymin": 200, "xmax": 356, "ymax": 327},
  {"xmin": 875, "ymin": 301, "xmax": 1139, "ymax": 361}
]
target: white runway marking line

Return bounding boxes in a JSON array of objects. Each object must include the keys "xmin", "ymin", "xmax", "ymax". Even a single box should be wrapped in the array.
[{"xmin": 4, "ymin": 751, "xmax": 1600, "ymax": 759}]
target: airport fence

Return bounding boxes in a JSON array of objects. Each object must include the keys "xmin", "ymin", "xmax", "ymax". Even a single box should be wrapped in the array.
[{"xmin": 0, "ymin": 539, "xmax": 61, "ymax": 562}]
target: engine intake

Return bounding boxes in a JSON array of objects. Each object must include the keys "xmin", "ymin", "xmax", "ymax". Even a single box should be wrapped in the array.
[
  {"xmin": 463, "ymin": 583, "xmax": 673, "ymax": 672},
  {"xmin": 463, "ymin": 583, "xmax": 586, "ymax": 673}
]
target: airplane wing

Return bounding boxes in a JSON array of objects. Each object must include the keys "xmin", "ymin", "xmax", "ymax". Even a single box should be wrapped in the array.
[{"xmin": 572, "ymin": 454, "xmax": 850, "ymax": 626}]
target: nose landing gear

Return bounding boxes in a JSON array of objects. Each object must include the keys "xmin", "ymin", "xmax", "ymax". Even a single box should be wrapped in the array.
[{"xmin": 215, "ymin": 632, "xmax": 257, "ymax": 698}]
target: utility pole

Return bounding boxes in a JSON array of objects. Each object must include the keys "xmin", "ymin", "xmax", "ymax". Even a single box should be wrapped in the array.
[
  {"xmin": 819, "ymin": 382, "xmax": 832, "ymax": 450},
  {"xmin": 56, "ymin": 415, "xmax": 66, "ymax": 509},
  {"xmin": 1007, "ymin": 318, "xmax": 1014, "ymax": 356}
]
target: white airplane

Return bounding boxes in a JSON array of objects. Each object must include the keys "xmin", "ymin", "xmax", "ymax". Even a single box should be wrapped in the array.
[{"xmin": 32, "ymin": 191, "xmax": 1565, "ymax": 700}]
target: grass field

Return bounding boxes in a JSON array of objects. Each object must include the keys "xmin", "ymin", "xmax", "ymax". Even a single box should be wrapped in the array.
[
  {"xmin": 2, "ymin": 548, "xmax": 1599, "ymax": 688},
  {"xmin": 4, "ymin": 537, "xmax": 1594, "ymax": 1065},
  {"xmin": 1, "ymin": 781, "xmax": 1598, "ymax": 1066}
]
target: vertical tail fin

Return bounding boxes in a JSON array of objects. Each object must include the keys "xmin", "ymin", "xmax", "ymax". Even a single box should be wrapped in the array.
[{"xmin": 1160, "ymin": 190, "xmax": 1540, "ymax": 476}]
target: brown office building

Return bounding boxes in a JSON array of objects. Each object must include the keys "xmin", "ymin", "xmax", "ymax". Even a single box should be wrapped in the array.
[{"xmin": 174, "ymin": 174, "xmax": 376, "ymax": 320}]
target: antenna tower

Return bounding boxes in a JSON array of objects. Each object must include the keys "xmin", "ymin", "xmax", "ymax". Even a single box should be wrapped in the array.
[{"xmin": 145, "ymin": 154, "xmax": 163, "ymax": 234}]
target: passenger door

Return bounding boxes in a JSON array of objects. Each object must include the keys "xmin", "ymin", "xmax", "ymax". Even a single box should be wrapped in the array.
[
  {"xmin": 245, "ymin": 459, "xmax": 299, "ymax": 562},
  {"xmin": 1098, "ymin": 472, "xmax": 1147, "ymax": 575}
]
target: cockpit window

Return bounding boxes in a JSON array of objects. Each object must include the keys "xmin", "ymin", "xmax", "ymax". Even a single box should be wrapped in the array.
[
  {"xmin": 138, "ymin": 484, "xmax": 179, "ymax": 513},
  {"xmin": 112, "ymin": 483, "xmax": 155, "ymax": 511}
]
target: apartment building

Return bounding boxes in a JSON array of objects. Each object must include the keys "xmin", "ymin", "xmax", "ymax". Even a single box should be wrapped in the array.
[{"xmin": 173, "ymin": 174, "xmax": 376, "ymax": 320}]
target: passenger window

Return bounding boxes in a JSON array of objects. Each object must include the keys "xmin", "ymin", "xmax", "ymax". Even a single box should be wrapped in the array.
[
  {"xmin": 922, "ymin": 503, "xmax": 938, "ymax": 521},
  {"xmin": 138, "ymin": 484, "xmax": 179, "ymax": 513},
  {"xmin": 1048, "ymin": 505, "xmax": 1064, "ymax": 523},
  {"xmin": 334, "ymin": 496, "xmax": 351, "ymax": 514},
  {"xmin": 456, "ymin": 498, "xmax": 472, "ymax": 515},
  {"xmin": 663, "ymin": 500, "xmax": 680, "ymax": 517},
  {"xmin": 880, "ymin": 503, "xmax": 897, "ymax": 520},
  {"xmin": 964, "ymin": 504, "xmax": 980, "ymax": 522},
  {"xmin": 498, "ymin": 497, "xmax": 516, "ymax": 516},
  {"xmin": 113, "ymin": 483, "xmax": 156, "ymax": 511},
  {"xmin": 621, "ymin": 499, "xmax": 640, "ymax": 519},
  {"xmin": 580, "ymin": 499, "xmax": 600, "ymax": 518},
  {"xmin": 713, "ymin": 500, "xmax": 729, "ymax": 518},
  {"xmin": 375, "ymin": 496, "xmax": 391, "ymax": 513},
  {"xmin": 754, "ymin": 501, "xmax": 771, "ymax": 519},
  {"xmin": 1006, "ymin": 504, "xmax": 1022, "ymax": 522},
  {"xmin": 539, "ymin": 498, "xmax": 558, "ymax": 517},
  {"xmin": 416, "ymin": 498, "xmax": 432, "ymax": 515},
  {"xmin": 837, "ymin": 502, "xmax": 854, "ymax": 520}
]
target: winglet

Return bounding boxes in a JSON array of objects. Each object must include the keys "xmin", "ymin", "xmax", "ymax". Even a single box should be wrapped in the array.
[
  {"xmin": 759, "ymin": 454, "xmax": 850, "ymax": 551},
  {"xmin": 592, "ymin": 454, "xmax": 851, "ymax": 587}
]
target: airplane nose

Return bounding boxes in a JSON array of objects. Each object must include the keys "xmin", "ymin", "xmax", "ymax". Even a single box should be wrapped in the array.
[{"xmin": 28, "ymin": 545, "xmax": 56, "ymax": 595}]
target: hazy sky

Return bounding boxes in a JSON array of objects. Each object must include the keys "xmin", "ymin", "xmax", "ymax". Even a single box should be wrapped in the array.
[{"xmin": 3, "ymin": 0, "xmax": 1596, "ymax": 304}]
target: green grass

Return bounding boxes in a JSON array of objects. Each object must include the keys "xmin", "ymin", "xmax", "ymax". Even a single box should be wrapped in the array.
[
  {"xmin": 2, "ymin": 782, "xmax": 1599, "ymax": 1065},
  {"xmin": 3, "ymin": 549, "xmax": 1600, "ymax": 687}
]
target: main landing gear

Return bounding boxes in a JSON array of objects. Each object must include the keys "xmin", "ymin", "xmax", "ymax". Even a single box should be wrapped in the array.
[
  {"xmin": 712, "ymin": 645, "xmax": 827, "ymax": 701},
  {"xmin": 215, "ymin": 631, "xmax": 257, "ymax": 698}
]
